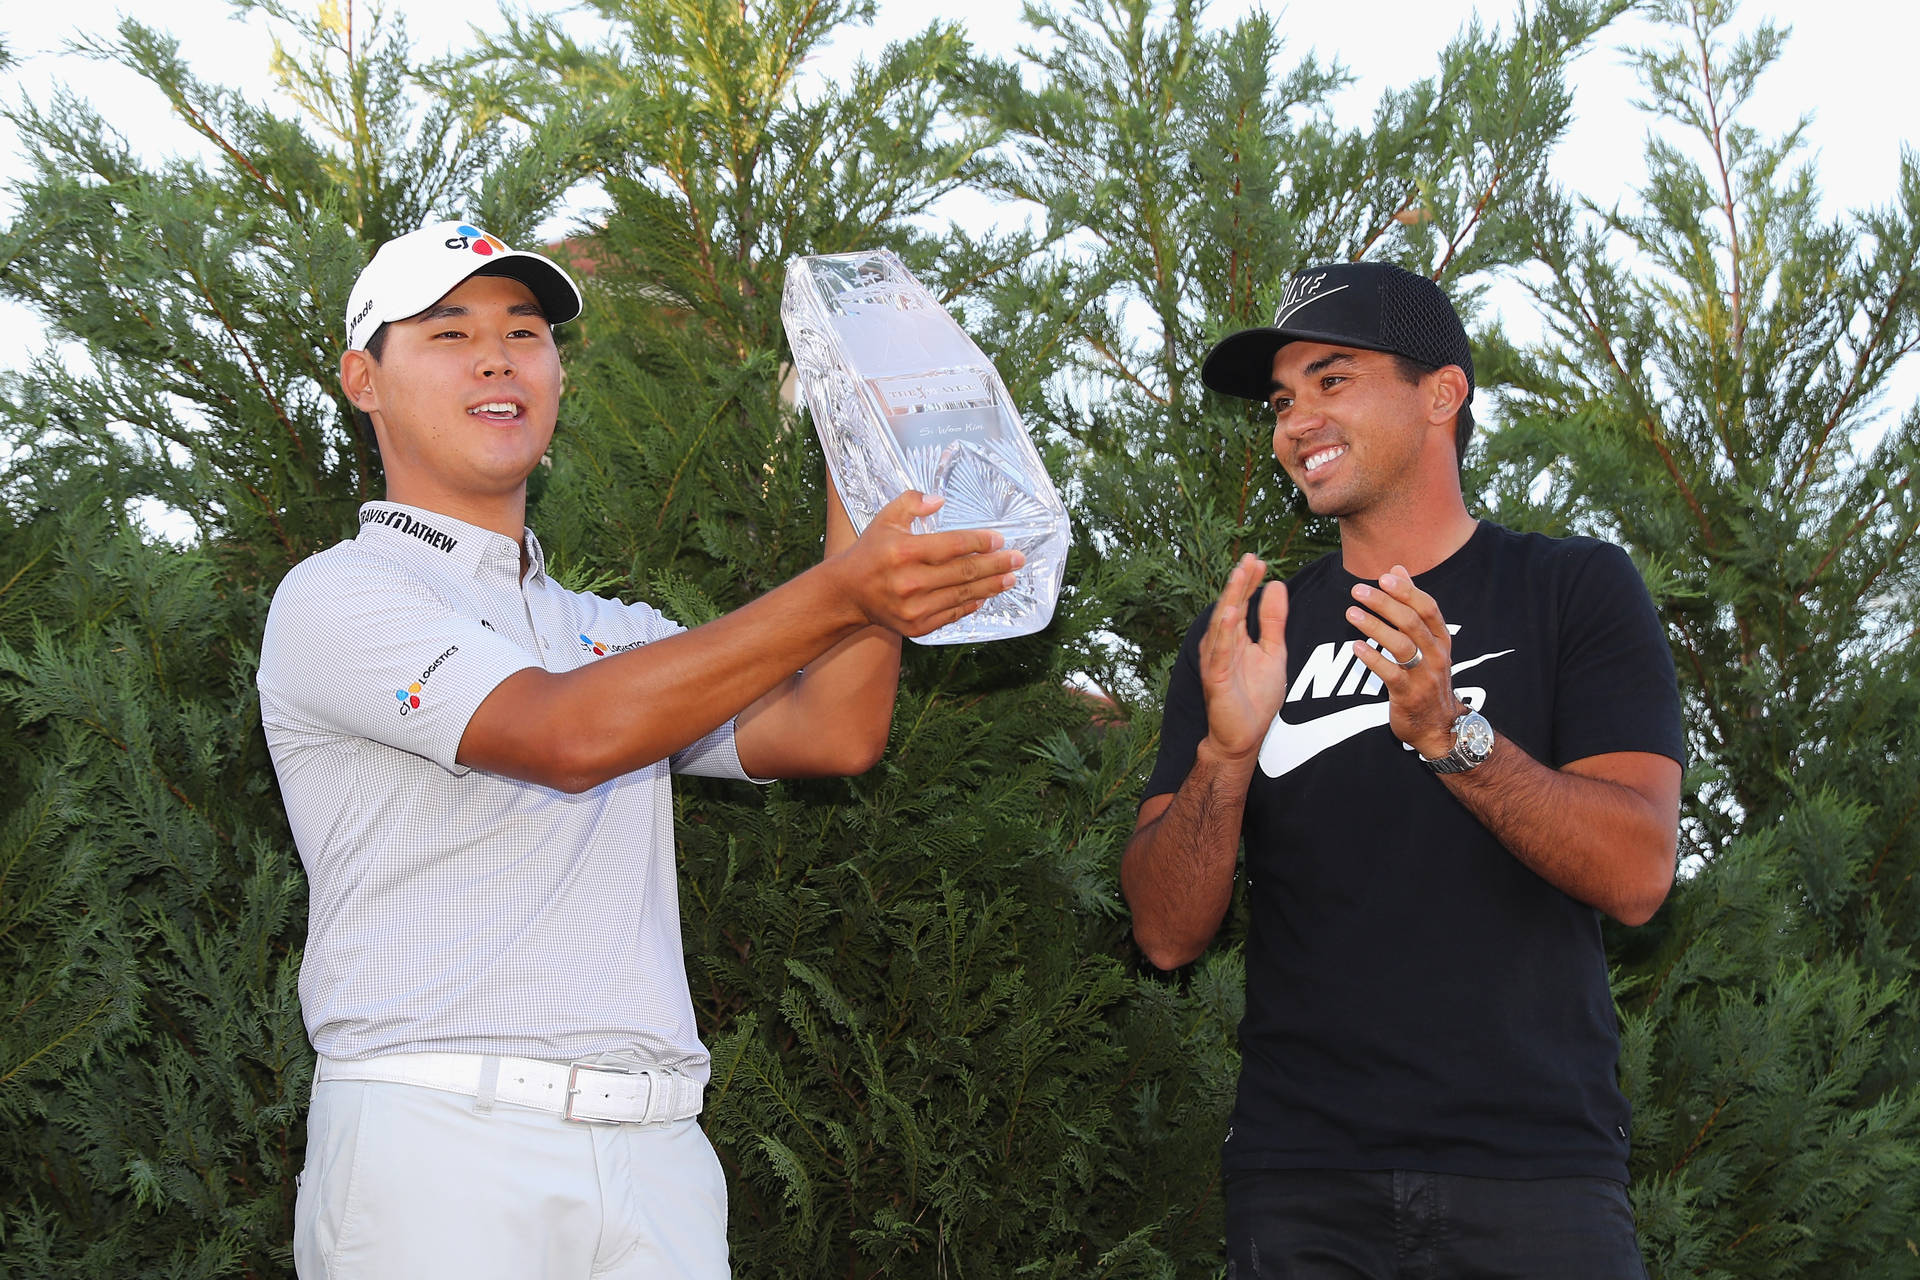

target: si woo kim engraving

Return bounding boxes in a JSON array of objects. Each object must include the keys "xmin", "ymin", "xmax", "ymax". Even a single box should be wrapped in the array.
[{"xmin": 780, "ymin": 249, "xmax": 1070, "ymax": 645}]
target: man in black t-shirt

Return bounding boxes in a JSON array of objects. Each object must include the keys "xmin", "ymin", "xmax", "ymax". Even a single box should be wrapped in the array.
[{"xmin": 1122, "ymin": 261, "xmax": 1683, "ymax": 1277}]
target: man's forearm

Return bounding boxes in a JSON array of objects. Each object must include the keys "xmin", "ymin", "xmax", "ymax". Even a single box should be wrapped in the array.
[
  {"xmin": 1340, "ymin": 566, "xmax": 1681, "ymax": 927},
  {"xmin": 1122, "ymin": 738, "xmax": 1258, "ymax": 970},
  {"xmin": 1440, "ymin": 735, "xmax": 1680, "ymax": 925},
  {"xmin": 465, "ymin": 559, "xmax": 885, "ymax": 790},
  {"xmin": 734, "ymin": 622, "xmax": 903, "ymax": 777},
  {"xmin": 734, "ymin": 485, "xmax": 904, "ymax": 778},
  {"xmin": 460, "ymin": 492, "xmax": 1017, "ymax": 790}
]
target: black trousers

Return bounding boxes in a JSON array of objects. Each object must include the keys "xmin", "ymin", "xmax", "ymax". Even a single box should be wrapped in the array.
[{"xmin": 1224, "ymin": 1168, "xmax": 1650, "ymax": 1280}]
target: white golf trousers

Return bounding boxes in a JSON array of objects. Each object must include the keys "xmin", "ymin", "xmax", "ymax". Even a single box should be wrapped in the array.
[{"xmin": 294, "ymin": 1078, "xmax": 730, "ymax": 1278}]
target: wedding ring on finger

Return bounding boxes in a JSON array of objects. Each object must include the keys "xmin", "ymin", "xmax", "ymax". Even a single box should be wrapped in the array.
[{"xmin": 1391, "ymin": 646, "xmax": 1424, "ymax": 670}]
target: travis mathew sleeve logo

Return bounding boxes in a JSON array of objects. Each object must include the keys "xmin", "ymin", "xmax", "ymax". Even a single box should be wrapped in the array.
[
  {"xmin": 394, "ymin": 644, "xmax": 459, "ymax": 715},
  {"xmin": 1256, "ymin": 627, "xmax": 1514, "ymax": 777},
  {"xmin": 360, "ymin": 507, "xmax": 461, "ymax": 555}
]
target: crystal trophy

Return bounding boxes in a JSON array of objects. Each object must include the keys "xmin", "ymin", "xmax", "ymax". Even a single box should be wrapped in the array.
[{"xmin": 780, "ymin": 249, "xmax": 1071, "ymax": 645}]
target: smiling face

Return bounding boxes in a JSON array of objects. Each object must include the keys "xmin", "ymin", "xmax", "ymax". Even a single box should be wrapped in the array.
[
  {"xmin": 339, "ymin": 272, "xmax": 561, "ymax": 531},
  {"xmin": 1267, "ymin": 341, "xmax": 1462, "ymax": 521}
]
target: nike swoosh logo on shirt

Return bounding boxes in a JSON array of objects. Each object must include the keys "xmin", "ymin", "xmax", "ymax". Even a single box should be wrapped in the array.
[
  {"xmin": 1256, "ymin": 649, "xmax": 1516, "ymax": 778},
  {"xmin": 1258, "ymin": 700, "xmax": 1391, "ymax": 777}
]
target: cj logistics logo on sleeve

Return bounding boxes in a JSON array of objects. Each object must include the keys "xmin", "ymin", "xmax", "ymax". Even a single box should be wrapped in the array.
[{"xmin": 394, "ymin": 645, "xmax": 460, "ymax": 716}]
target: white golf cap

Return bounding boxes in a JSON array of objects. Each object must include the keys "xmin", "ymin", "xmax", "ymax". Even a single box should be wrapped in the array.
[{"xmin": 344, "ymin": 220, "xmax": 583, "ymax": 351}]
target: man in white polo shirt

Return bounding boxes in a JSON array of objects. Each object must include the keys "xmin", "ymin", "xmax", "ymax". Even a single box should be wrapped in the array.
[{"xmin": 258, "ymin": 221, "xmax": 1024, "ymax": 1279}]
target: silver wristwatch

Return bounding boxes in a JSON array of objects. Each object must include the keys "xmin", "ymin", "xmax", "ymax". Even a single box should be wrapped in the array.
[{"xmin": 1420, "ymin": 710, "xmax": 1495, "ymax": 774}]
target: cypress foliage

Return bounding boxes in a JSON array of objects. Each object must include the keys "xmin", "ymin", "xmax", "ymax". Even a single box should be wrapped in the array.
[
  {"xmin": 6, "ymin": 0, "xmax": 1913, "ymax": 1275},
  {"xmin": 1485, "ymin": 0, "xmax": 1920, "ymax": 1271}
]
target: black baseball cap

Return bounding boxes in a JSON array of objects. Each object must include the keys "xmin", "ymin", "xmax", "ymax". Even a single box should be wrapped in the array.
[{"xmin": 1200, "ymin": 261, "xmax": 1474, "ymax": 404}]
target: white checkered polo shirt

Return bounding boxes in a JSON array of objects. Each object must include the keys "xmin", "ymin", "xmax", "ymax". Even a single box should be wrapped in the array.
[{"xmin": 258, "ymin": 501, "xmax": 756, "ymax": 1078}]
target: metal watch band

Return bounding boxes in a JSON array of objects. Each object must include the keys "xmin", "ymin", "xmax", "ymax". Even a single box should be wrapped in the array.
[
  {"xmin": 1421, "ymin": 711, "xmax": 1494, "ymax": 774},
  {"xmin": 1424, "ymin": 747, "xmax": 1479, "ymax": 774}
]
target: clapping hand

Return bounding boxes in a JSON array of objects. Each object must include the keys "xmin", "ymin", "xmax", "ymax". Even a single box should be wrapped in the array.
[{"xmin": 1199, "ymin": 554, "xmax": 1290, "ymax": 760}]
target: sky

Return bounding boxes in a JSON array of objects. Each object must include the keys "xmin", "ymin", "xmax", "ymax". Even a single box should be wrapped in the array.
[{"xmin": 3, "ymin": 0, "xmax": 1916, "ymax": 397}]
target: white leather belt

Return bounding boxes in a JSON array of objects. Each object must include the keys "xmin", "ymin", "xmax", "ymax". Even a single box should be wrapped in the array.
[{"xmin": 316, "ymin": 1052, "xmax": 703, "ymax": 1124}]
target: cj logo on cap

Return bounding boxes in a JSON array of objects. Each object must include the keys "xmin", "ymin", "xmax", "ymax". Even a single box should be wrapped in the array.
[{"xmin": 444, "ymin": 224, "xmax": 508, "ymax": 256}]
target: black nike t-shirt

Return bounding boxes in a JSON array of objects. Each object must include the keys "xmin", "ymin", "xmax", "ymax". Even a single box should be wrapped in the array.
[{"xmin": 1142, "ymin": 521, "xmax": 1684, "ymax": 1181}]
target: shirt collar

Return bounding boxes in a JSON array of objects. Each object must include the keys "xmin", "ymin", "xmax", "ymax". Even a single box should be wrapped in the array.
[
  {"xmin": 355, "ymin": 501, "xmax": 537, "ymax": 582},
  {"xmin": 521, "ymin": 526, "xmax": 549, "ymax": 583}
]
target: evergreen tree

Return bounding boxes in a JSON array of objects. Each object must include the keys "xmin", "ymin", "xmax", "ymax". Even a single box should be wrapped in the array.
[
  {"xmin": 0, "ymin": 3, "xmax": 594, "ymax": 1271},
  {"xmin": 11, "ymin": 0, "xmax": 1909, "ymax": 1274},
  {"xmin": 1485, "ymin": 0, "xmax": 1920, "ymax": 1271}
]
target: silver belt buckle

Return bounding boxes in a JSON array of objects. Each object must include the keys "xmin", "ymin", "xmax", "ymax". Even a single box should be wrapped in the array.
[{"xmin": 564, "ymin": 1062, "xmax": 649, "ymax": 1124}]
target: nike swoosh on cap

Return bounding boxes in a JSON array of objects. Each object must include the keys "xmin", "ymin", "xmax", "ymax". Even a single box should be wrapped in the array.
[
  {"xmin": 1273, "ymin": 282, "xmax": 1350, "ymax": 328},
  {"xmin": 1256, "ymin": 649, "xmax": 1515, "ymax": 778}
]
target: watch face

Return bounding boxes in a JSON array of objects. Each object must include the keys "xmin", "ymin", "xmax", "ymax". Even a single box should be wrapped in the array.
[{"xmin": 1458, "ymin": 713, "xmax": 1495, "ymax": 760}]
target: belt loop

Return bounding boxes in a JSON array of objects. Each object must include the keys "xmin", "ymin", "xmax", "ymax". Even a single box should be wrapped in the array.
[
  {"xmin": 473, "ymin": 1054, "xmax": 501, "ymax": 1116},
  {"xmin": 641, "ymin": 1068, "xmax": 665, "ymax": 1124}
]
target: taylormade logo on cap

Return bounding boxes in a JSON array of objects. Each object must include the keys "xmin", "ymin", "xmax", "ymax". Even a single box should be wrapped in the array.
[{"xmin": 344, "ymin": 220, "xmax": 584, "ymax": 352}]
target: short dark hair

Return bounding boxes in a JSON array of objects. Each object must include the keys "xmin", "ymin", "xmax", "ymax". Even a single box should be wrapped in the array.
[
  {"xmin": 1390, "ymin": 353, "xmax": 1474, "ymax": 466},
  {"xmin": 351, "ymin": 322, "xmax": 390, "ymax": 451}
]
